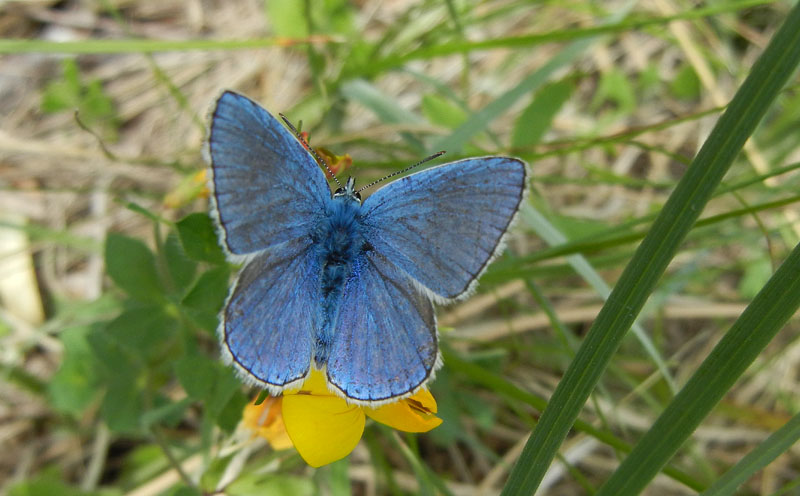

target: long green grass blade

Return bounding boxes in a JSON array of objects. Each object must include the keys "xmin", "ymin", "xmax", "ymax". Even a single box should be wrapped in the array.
[
  {"xmin": 363, "ymin": 0, "xmax": 771, "ymax": 76},
  {"xmin": 700, "ymin": 412, "xmax": 800, "ymax": 496},
  {"xmin": 431, "ymin": 37, "xmax": 593, "ymax": 153},
  {"xmin": 520, "ymin": 205, "xmax": 677, "ymax": 392},
  {"xmin": 500, "ymin": 3, "xmax": 800, "ymax": 494},
  {"xmin": 442, "ymin": 349, "xmax": 705, "ymax": 491},
  {"xmin": 597, "ymin": 240, "xmax": 800, "ymax": 495},
  {"xmin": 0, "ymin": 38, "xmax": 338, "ymax": 54},
  {"xmin": 432, "ymin": 3, "xmax": 637, "ymax": 153}
]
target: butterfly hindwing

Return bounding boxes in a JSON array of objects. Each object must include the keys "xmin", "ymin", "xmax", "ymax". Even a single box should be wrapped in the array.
[
  {"xmin": 360, "ymin": 157, "xmax": 528, "ymax": 301},
  {"xmin": 327, "ymin": 249, "xmax": 437, "ymax": 402},
  {"xmin": 208, "ymin": 91, "xmax": 329, "ymax": 255},
  {"xmin": 222, "ymin": 236, "xmax": 321, "ymax": 390}
]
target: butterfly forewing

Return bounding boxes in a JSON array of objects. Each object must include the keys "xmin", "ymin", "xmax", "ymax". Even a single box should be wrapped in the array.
[
  {"xmin": 361, "ymin": 157, "xmax": 529, "ymax": 301},
  {"xmin": 208, "ymin": 91, "xmax": 330, "ymax": 255}
]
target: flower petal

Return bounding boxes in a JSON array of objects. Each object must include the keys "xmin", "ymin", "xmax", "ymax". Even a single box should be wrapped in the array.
[
  {"xmin": 285, "ymin": 368, "xmax": 331, "ymax": 396},
  {"xmin": 282, "ymin": 393, "xmax": 365, "ymax": 467},
  {"xmin": 242, "ymin": 396, "xmax": 293, "ymax": 450},
  {"xmin": 364, "ymin": 389, "xmax": 442, "ymax": 433}
]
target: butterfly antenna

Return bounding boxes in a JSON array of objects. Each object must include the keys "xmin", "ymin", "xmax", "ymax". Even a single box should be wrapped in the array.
[
  {"xmin": 279, "ymin": 113, "xmax": 342, "ymax": 188},
  {"xmin": 356, "ymin": 151, "xmax": 446, "ymax": 193}
]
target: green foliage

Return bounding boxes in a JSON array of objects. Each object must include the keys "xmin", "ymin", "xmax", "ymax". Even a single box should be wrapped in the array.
[
  {"xmin": 266, "ymin": 0, "xmax": 356, "ymax": 38},
  {"xmin": 591, "ymin": 67, "xmax": 636, "ymax": 117},
  {"xmin": 670, "ymin": 63, "xmax": 702, "ymax": 100},
  {"xmin": 421, "ymin": 94, "xmax": 468, "ymax": 129},
  {"xmin": 41, "ymin": 59, "xmax": 119, "ymax": 140},
  {"xmin": 48, "ymin": 325, "xmax": 103, "ymax": 416},
  {"xmin": 16, "ymin": 1, "xmax": 800, "ymax": 494},
  {"xmin": 9, "ymin": 471, "xmax": 122, "ymax": 496},
  {"xmin": 512, "ymin": 79, "xmax": 574, "ymax": 148},
  {"xmin": 105, "ymin": 234, "xmax": 164, "ymax": 303},
  {"xmin": 738, "ymin": 254, "xmax": 772, "ymax": 299},
  {"xmin": 48, "ymin": 211, "xmax": 238, "ymax": 443},
  {"xmin": 176, "ymin": 213, "xmax": 227, "ymax": 264}
]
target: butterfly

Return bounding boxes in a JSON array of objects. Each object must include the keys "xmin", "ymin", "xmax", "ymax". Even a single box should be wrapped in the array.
[{"xmin": 206, "ymin": 90, "xmax": 529, "ymax": 404}]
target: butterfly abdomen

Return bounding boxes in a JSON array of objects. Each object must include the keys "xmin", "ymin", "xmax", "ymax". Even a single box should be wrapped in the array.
[{"xmin": 312, "ymin": 196, "xmax": 366, "ymax": 366}]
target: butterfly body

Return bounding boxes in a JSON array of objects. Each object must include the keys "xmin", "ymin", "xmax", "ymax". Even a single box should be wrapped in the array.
[
  {"xmin": 312, "ymin": 183, "xmax": 367, "ymax": 365},
  {"xmin": 207, "ymin": 91, "xmax": 529, "ymax": 404}
]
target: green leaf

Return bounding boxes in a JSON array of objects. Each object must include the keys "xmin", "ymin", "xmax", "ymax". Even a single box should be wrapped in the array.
[
  {"xmin": 175, "ymin": 354, "xmax": 219, "ymax": 400},
  {"xmin": 266, "ymin": 0, "xmax": 308, "ymax": 38},
  {"xmin": 164, "ymin": 486, "xmax": 203, "ymax": 496},
  {"xmin": 501, "ymin": 5, "xmax": 800, "ymax": 493},
  {"xmin": 216, "ymin": 390, "xmax": 248, "ymax": 434},
  {"xmin": 638, "ymin": 63, "xmax": 661, "ymax": 94},
  {"xmin": 341, "ymin": 79, "xmax": 426, "ymax": 151},
  {"xmin": 141, "ymin": 397, "xmax": 192, "ymax": 429},
  {"xmin": 164, "ymin": 231, "xmax": 198, "ymax": 294},
  {"xmin": 591, "ymin": 67, "xmax": 635, "ymax": 114},
  {"xmin": 670, "ymin": 63, "xmax": 702, "ymax": 101},
  {"xmin": 48, "ymin": 325, "xmax": 102, "ymax": 416},
  {"xmin": 40, "ymin": 59, "xmax": 81, "ymax": 113},
  {"xmin": 512, "ymin": 79, "xmax": 574, "ymax": 148},
  {"xmin": 181, "ymin": 266, "xmax": 230, "ymax": 333},
  {"xmin": 105, "ymin": 306, "xmax": 179, "ymax": 361},
  {"xmin": 40, "ymin": 58, "xmax": 118, "ymax": 139},
  {"xmin": 100, "ymin": 374, "xmax": 145, "ymax": 434},
  {"xmin": 88, "ymin": 327, "xmax": 146, "ymax": 434},
  {"xmin": 226, "ymin": 474, "xmax": 315, "ymax": 496},
  {"xmin": 8, "ymin": 471, "xmax": 122, "ymax": 496},
  {"xmin": 176, "ymin": 213, "xmax": 227, "ymax": 264},
  {"xmin": 176, "ymin": 353, "xmax": 242, "ymax": 448},
  {"xmin": 421, "ymin": 94, "xmax": 467, "ymax": 129},
  {"xmin": 181, "ymin": 266, "xmax": 230, "ymax": 311},
  {"xmin": 738, "ymin": 255, "xmax": 772, "ymax": 299},
  {"xmin": 105, "ymin": 233, "xmax": 164, "ymax": 302}
]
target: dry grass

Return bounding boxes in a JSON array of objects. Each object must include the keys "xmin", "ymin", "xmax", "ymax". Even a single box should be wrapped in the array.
[{"xmin": 1, "ymin": 0, "xmax": 799, "ymax": 494}]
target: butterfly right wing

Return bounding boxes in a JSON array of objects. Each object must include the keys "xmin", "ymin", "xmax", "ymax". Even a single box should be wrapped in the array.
[
  {"xmin": 207, "ymin": 90, "xmax": 330, "ymax": 256},
  {"xmin": 360, "ymin": 157, "xmax": 528, "ymax": 301},
  {"xmin": 221, "ymin": 235, "xmax": 321, "ymax": 390},
  {"xmin": 326, "ymin": 249, "xmax": 437, "ymax": 403}
]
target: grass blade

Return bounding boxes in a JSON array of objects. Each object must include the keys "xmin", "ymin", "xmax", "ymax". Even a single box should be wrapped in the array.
[
  {"xmin": 700, "ymin": 412, "xmax": 800, "ymax": 496},
  {"xmin": 500, "ymin": 3, "xmax": 800, "ymax": 494},
  {"xmin": 597, "ymin": 241, "xmax": 800, "ymax": 495}
]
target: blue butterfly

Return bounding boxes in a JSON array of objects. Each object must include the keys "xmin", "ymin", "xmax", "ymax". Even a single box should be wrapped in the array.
[{"xmin": 207, "ymin": 90, "xmax": 529, "ymax": 404}]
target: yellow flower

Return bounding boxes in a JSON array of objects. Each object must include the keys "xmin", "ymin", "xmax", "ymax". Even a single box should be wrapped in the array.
[
  {"xmin": 244, "ymin": 370, "xmax": 442, "ymax": 467},
  {"xmin": 163, "ymin": 170, "xmax": 209, "ymax": 209},
  {"xmin": 242, "ymin": 396, "xmax": 293, "ymax": 451}
]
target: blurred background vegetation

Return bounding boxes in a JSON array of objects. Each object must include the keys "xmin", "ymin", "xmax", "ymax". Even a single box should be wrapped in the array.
[{"xmin": 1, "ymin": 0, "xmax": 800, "ymax": 494}]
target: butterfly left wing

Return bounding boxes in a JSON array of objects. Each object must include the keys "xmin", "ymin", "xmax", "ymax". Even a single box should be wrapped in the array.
[
  {"xmin": 208, "ymin": 91, "xmax": 330, "ymax": 256},
  {"xmin": 360, "ymin": 157, "xmax": 528, "ymax": 301},
  {"xmin": 326, "ymin": 249, "xmax": 437, "ymax": 403},
  {"xmin": 221, "ymin": 235, "xmax": 321, "ymax": 391}
]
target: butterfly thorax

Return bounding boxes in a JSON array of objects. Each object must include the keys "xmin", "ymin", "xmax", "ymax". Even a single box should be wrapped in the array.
[{"xmin": 311, "ymin": 191, "xmax": 367, "ymax": 365}]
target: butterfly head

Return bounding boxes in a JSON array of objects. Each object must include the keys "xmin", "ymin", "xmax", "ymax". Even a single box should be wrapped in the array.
[{"xmin": 333, "ymin": 176, "xmax": 361, "ymax": 204}]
